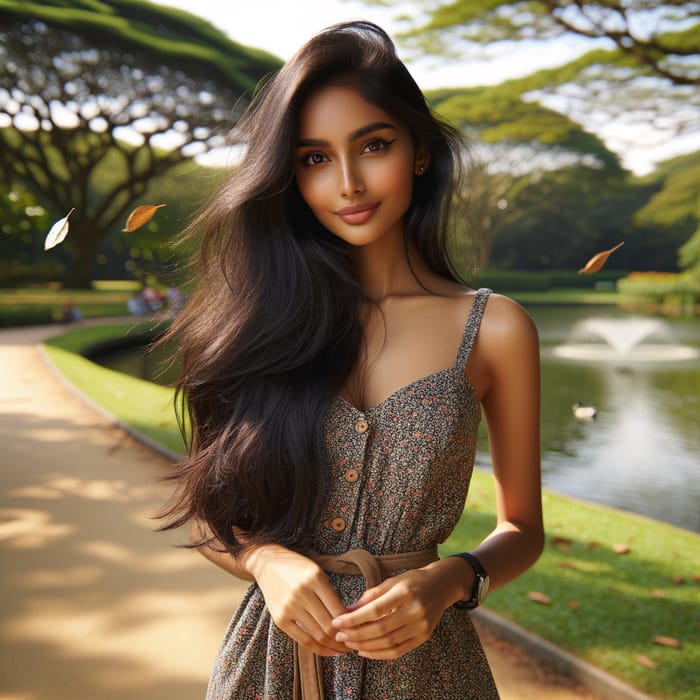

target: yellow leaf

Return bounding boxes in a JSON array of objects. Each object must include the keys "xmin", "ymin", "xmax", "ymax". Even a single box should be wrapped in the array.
[
  {"xmin": 578, "ymin": 241, "xmax": 625, "ymax": 274},
  {"xmin": 122, "ymin": 204, "xmax": 166, "ymax": 232},
  {"xmin": 653, "ymin": 635, "xmax": 682, "ymax": 650},
  {"xmin": 44, "ymin": 208, "xmax": 74, "ymax": 251}
]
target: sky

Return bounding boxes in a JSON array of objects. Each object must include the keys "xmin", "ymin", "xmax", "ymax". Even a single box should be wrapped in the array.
[{"xmin": 156, "ymin": 0, "xmax": 700, "ymax": 175}]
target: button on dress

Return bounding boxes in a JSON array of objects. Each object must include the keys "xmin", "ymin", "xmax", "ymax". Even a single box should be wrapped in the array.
[{"xmin": 206, "ymin": 289, "xmax": 499, "ymax": 699}]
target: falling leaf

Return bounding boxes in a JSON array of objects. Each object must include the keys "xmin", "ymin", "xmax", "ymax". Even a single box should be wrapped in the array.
[
  {"xmin": 528, "ymin": 591, "xmax": 551, "ymax": 605},
  {"xmin": 653, "ymin": 635, "xmax": 682, "ymax": 650},
  {"xmin": 578, "ymin": 241, "xmax": 625, "ymax": 274},
  {"xmin": 44, "ymin": 208, "xmax": 74, "ymax": 251},
  {"xmin": 635, "ymin": 655, "xmax": 657, "ymax": 670},
  {"xmin": 612, "ymin": 543, "xmax": 630, "ymax": 554},
  {"xmin": 122, "ymin": 204, "xmax": 166, "ymax": 232}
]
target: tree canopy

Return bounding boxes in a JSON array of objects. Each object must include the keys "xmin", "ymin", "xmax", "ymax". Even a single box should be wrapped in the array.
[
  {"xmin": 361, "ymin": 1, "xmax": 699, "ymax": 163},
  {"xmin": 0, "ymin": 0, "xmax": 280, "ymax": 286},
  {"xmin": 389, "ymin": 0, "xmax": 699, "ymax": 86}
]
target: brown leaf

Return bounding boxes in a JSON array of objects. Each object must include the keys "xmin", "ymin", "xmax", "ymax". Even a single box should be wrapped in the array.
[
  {"xmin": 635, "ymin": 655, "xmax": 657, "ymax": 670},
  {"xmin": 44, "ymin": 208, "xmax": 74, "ymax": 251},
  {"xmin": 653, "ymin": 635, "xmax": 682, "ymax": 649},
  {"xmin": 568, "ymin": 599, "xmax": 581, "ymax": 610},
  {"xmin": 672, "ymin": 576, "xmax": 685, "ymax": 586},
  {"xmin": 557, "ymin": 560, "xmax": 579, "ymax": 570},
  {"xmin": 578, "ymin": 241, "xmax": 625, "ymax": 274},
  {"xmin": 586, "ymin": 540, "xmax": 602, "ymax": 549},
  {"xmin": 651, "ymin": 589, "xmax": 667, "ymax": 598},
  {"xmin": 552, "ymin": 536, "xmax": 572, "ymax": 551},
  {"xmin": 122, "ymin": 204, "xmax": 166, "ymax": 232},
  {"xmin": 612, "ymin": 543, "xmax": 630, "ymax": 554},
  {"xmin": 528, "ymin": 591, "xmax": 552, "ymax": 605}
]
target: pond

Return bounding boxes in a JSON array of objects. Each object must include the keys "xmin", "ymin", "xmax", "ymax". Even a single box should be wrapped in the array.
[{"xmin": 92, "ymin": 305, "xmax": 700, "ymax": 533}]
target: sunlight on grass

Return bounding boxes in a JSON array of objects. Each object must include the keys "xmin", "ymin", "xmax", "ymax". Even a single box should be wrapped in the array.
[{"xmin": 442, "ymin": 468, "xmax": 700, "ymax": 700}]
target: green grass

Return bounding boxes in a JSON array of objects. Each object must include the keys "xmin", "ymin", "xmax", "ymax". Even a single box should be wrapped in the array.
[
  {"xmin": 442, "ymin": 472, "xmax": 700, "ymax": 700},
  {"xmin": 44, "ymin": 321, "xmax": 185, "ymax": 455},
  {"xmin": 0, "ymin": 282, "xmax": 141, "ymax": 323},
  {"xmin": 43, "ymin": 321, "xmax": 700, "ymax": 699}
]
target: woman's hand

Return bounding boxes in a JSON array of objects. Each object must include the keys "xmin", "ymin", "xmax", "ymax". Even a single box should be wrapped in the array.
[
  {"xmin": 330, "ymin": 558, "xmax": 468, "ymax": 659},
  {"xmin": 247, "ymin": 545, "xmax": 350, "ymax": 656}
]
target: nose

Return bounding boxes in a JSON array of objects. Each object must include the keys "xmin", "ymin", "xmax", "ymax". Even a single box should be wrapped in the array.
[{"xmin": 339, "ymin": 159, "xmax": 364, "ymax": 198}]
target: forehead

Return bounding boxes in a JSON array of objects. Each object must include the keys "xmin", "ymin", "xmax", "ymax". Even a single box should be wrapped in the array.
[{"xmin": 297, "ymin": 83, "xmax": 399, "ymax": 137}]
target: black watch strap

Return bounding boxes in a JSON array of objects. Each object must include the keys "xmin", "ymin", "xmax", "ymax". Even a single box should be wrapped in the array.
[{"xmin": 450, "ymin": 552, "xmax": 488, "ymax": 610}]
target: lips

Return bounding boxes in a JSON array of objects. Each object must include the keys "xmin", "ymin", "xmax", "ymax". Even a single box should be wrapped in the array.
[{"xmin": 335, "ymin": 202, "xmax": 379, "ymax": 225}]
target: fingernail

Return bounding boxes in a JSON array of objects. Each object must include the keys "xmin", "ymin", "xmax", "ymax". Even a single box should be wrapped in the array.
[{"xmin": 335, "ymin": 632, "xmax": 349, "ymax": 642}]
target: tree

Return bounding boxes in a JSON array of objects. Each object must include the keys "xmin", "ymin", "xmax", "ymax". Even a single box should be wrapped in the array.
[
  {"xmin": 428, "ymin": 78, "xmax": 624, "ymax": 271},
  {"xmin": 634, "ymin": 152, "xmax": 700, "ymax": 275},
  {"xmin": 360, "ymin": 1, "xmax": 699, "ymax": 162},
  {"xmin": 395, "ymin": 1, "xmax": 699, "ymax": 86},
  {"xmin": 0, "ymin": 0, "xmax": 280, "ymax": 286}
]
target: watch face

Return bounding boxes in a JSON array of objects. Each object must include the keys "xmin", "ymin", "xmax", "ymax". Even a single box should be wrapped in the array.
[{"xmin": 477, "ymin": 575, "xmax": 490, "ymax": 605}]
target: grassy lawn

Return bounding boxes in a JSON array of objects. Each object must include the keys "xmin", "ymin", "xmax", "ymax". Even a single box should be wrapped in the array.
[
  {"xmin": 43, "ymin": 321, "xmax": 699, "ymax": 700},
  {"xmin": 44, "ymin": 321, "xmax": 186, "ymax": 456},
  {"xmin": 0, "ymin": 281, "xmax": 141, "ymax": 324}
]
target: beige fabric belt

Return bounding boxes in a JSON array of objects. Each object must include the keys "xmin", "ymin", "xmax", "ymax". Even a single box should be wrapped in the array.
[{"xmin": 292, "ymin": 546, "xmax": 439, "ymax": 700}]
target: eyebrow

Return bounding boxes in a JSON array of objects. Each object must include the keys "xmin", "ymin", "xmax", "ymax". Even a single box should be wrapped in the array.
[{"xmin": 296, "ymin": 121, "xmax": 396, "ymax": 148}]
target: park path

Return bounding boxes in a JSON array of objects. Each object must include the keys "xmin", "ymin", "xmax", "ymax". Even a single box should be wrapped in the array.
[{"xmin": 0, "ymin": 321, "xmax": 598, "ymax": 700}]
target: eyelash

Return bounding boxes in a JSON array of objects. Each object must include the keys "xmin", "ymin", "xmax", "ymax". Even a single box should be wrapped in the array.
[{"xmin": 301, "ymin": 137, "xmax": 397, "ymax": 166}]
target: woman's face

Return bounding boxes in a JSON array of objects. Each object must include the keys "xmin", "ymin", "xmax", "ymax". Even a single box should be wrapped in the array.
[{"xmin": 295, "ymin": 83, "xmax": 422, "ymax": 248}]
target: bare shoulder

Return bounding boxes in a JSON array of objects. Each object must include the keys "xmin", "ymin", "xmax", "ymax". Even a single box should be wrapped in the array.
[
  {"xmin": 468, "ymin": 293, "xmax": 539, "ymax": 395},
  {"xmin": 481, "ymin": 292, "xmax": 539, "ymax": 345}
]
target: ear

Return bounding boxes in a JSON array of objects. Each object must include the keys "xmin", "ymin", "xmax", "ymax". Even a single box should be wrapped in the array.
[{"xmin": 414, "ymin": 148, "xmax": 431, "ymax": 175}]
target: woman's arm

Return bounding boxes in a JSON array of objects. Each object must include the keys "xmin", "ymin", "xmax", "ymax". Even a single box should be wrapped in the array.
[
  {"xmin": 191, "ymin": 520, "xmax": 350, "ymax": 655},
  {"xmin": 465, "ymin": 293, "xmax": 544, "ymax": 588},
  {"xmin": 331, "ymin": 294, "xmax": 544, "ymax": 658}
]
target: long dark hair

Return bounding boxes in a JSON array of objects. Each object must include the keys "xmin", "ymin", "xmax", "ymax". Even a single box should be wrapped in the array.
[{"xmin": 159, "ymin": 21, "xmax": 470, "ymax": 554}]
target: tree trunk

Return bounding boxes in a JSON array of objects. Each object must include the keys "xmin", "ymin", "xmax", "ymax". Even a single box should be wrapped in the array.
[{"xmin": 64, "ymin": 223, "xmax": 99, "ymax": 289}]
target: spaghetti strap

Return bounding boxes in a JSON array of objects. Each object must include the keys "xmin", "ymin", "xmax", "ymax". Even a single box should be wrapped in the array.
[{"xmin": 454, "ymin": 288, "xmax": 492, "ymax": 372}]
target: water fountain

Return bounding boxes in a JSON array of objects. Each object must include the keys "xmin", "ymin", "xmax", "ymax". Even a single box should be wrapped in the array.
[{"xmin": 553, "ymin": 317, "xmax": 699, "ymax": 362}]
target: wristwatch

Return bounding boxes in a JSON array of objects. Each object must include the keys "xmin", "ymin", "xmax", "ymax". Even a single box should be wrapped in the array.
[{"xmin": 450, "ymin": 552, "xmax": 490, "ymax": 610}]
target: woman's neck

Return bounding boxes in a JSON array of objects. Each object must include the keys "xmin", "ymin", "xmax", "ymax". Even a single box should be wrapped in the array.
[{"xmin": 353, "ymin": 231, "xmax": 431, "ymax": 301}]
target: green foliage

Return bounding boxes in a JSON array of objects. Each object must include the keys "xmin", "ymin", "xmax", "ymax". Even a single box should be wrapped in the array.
[
  {"xmin": 0, "ymin": 0, "xmax": 280, "ymax": 286},
  {"xmin": 635, "ymin": 153, "xmax": 700, "ymax": 229},
  {"xmin": 387, "ymin": 0, "xmax": 699, "ymax": 86},
  {"xmin": 430, "ymin": 78, "xmax": 621, "ymax": 171},
  {"xmin": 618, "ymin": 271, "xmax": 699, "ymax": 314},
  {"xmin": 0, "ymin": 0, "xmax": 280, "ymax": 90}
]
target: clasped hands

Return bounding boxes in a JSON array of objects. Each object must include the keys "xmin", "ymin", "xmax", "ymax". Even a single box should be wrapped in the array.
[{"xmin": 251, "ymin": 548, "xmax": 459, "ymax": 660}]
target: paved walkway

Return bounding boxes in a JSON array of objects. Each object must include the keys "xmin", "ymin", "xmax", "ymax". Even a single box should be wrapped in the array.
[{"xmin": 0, "ymin": 322, "xmax": 599, "ymax": 700}]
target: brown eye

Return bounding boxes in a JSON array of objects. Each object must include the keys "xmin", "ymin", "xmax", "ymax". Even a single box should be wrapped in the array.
[
  {"xmin": 362, "ymin": 137, "xmax": 396, "ymax": 154},
  {"xmin": 303, "ymin": 152, "xmax": 328, "ymax": 166}
]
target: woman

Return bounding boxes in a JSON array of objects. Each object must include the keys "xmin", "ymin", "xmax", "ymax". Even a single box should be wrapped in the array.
[{"xmin": 161, "ymin": 20, "xmax": 543, "ymax": 699}]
